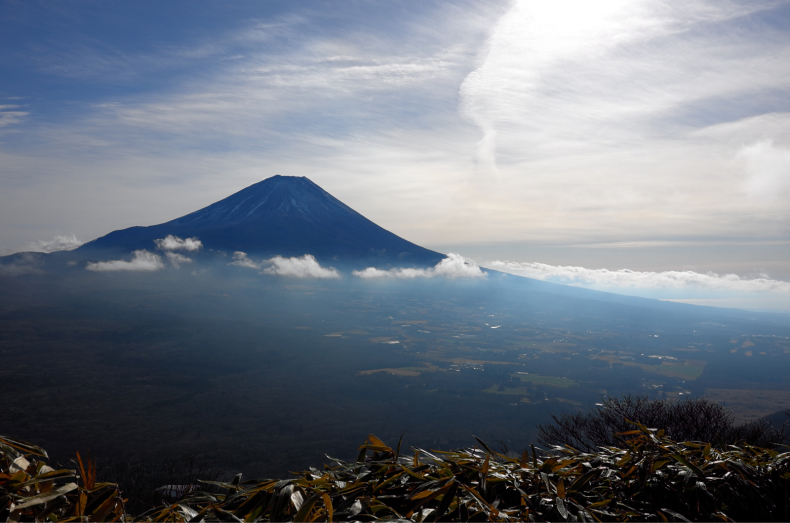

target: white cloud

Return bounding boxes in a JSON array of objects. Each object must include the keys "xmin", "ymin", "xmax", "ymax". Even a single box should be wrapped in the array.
[
  {"xmin": 432, "ymin": 253, "xmax": 487, "ymax": 279},
  {"xmin": 86, "ymin": 250, "xmax": 165, "ymax": 272},
  {"xmin": 0, "ymin": 105, "xmax": 29, "ymax": 128},
  {"xmin": 353, "ymin": 266, "xmax": 430, "ymax": 279},
  {"xmin": 229, "ymin": 252, "xmax": 340, "ymax": 278},
  {"xmin": 262, "ymin": 254, "xmax": 340, "ymax": 279},
  {"xmin": 737, "ymin": 140, "xmax": 790, "ymax": 200},
  {"xmin": 25, "ymin": 234, "xmax": 83, "ymax": 253},
  {"xmin": 353, "ymin": 253, "xmax": 486, "ymax": 280},
  {"xmin": 489, "ymin": 260, "xmax": 790, "ymax": 293},
  {"xmin": 229, "ymin": 251, "xmax": 261, "ymax": 269},
  {"xmin": 154, "ymin": 235, "xmax": 202, "ymax": 251},
  {"xmin": 165, "ymin": 251, "xmax": 192, "ymax": 268}
]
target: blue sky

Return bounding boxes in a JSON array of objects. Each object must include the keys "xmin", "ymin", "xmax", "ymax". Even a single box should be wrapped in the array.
[{"xmin": 1, "ymin": 0, "xmax": 789, "ymax": 311}]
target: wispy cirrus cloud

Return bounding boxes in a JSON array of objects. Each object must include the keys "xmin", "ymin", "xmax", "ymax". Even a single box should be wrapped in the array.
[
  {"xmin": 453, "ymin": 0, "xmax": 790, "ymax": 243},
  {"xmin": 460, "ymin": 0, "xmax": 790, "ymax": 169},
  {"xmin": 0, "ymin": 2, "xmax": 501, "ymax": 254},
  {"xmin": 0, "ymin": 105, "xmax": 29, "ymax": 128}
]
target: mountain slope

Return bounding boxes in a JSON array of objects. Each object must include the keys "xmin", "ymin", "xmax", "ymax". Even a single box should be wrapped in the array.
[{"xmin": 77, "ymin": 176, "xmax": 442, "ymax": 265}]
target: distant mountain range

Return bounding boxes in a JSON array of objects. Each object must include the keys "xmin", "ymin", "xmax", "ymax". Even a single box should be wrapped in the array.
[{"xmin": 76, "ymin": 175, "xmax": 442, "ymax": 266}]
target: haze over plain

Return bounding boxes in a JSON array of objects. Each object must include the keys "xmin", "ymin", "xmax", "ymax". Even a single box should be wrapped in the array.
[{"xmin": 1, "ymin": 0, "xmax": 789, "ymax": 310}]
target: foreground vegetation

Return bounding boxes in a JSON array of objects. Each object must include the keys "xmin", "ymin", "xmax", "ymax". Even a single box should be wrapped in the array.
[
  {"xmin": 3, "ymin": 422, "xmax": 790, "ymax": 522},
  {"xmin": 537, "ymin": 395, "xmax": 790, "ymax": 452}
]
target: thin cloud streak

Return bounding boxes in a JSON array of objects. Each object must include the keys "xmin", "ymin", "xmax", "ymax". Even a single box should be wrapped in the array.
[
  {"xmin": 489, "ymin": 260, "xmax": 790, "ymax": 293},
  {"xmin": 0, "ymin": 105, "xmax": 29, "ymax": 128},
  {"xmin": 86, "ymin": 250, "xmax": 165, "ymax": 272}
]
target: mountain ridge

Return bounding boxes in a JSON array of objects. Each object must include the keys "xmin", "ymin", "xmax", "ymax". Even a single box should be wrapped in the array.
[{"xmin": 77, "ymin": 175, "xmax": 443, "ymax": 266}]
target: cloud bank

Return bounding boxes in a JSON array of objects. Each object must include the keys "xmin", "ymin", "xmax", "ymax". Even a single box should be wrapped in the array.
[
  {"xmin": 25, "ymin": 234, "xmax": 83, "ymax": 253},
  {"xmin": 154, "ymin": 235, "xmax": 202, "ymax": 251},
  {"xmin": 230, "ymin": 252, "xmax": 340, "ymax": 279},
  {"xmin": 489, "ymin": 260, "xmax": 790, "ymax": 293},
  {"xmin": 86, "ymin": 250, "xmax": 165, "ymax": 272},
  {"xmin": 353, "ymin": 253, "xmax": 486, "ymax": 280}
]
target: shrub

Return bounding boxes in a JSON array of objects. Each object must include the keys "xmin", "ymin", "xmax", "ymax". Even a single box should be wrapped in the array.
[
  {"xmin": 4, "ymin": 425, "xmax": 790, "ymax": 521},
  {"xmin": 537, "ymin": 394, "xmax": 790, "ymax": 452}
]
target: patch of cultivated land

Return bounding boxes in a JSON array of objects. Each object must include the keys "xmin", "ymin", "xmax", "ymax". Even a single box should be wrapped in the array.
[
  {"xmin": 423, "ymin": 351, "xmax": 522, "ymax": 366},
  {"xmin": 656, "ymin": 360, "xmax": 707, "ymax": 379},
  {"xmin": 483, "ymin": 385, "xmax": 532, "ymax": 396},
  {"xmin": 510, "ymin": 373, "xmax": 577, "ymax": 387},
  {"xmin": 704, "ymin": 388, "xmax": 790, "ymax": 422},
  {"xmin": 593, "ymin": 353, "xmax": 706, "ymax": 379},
  {"xmin": 358, "ymin": 364, "xmax": 440, "ymax": 376}
]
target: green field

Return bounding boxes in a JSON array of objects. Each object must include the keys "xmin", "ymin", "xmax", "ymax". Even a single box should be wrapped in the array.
[
  {"xmin": 483, "ymin": 385, "xmax": 530, "ymax": 396},
  {"xmin": 593, "ymin": 354, "xmax": 706, "ymax": 380},
  {"xmin": 510, "ymin": 373, "xmax": 577, "ymax": 387},
  {"xmin": 657, "ymin": 363, "xmax": 705, "ymax": 379}
]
